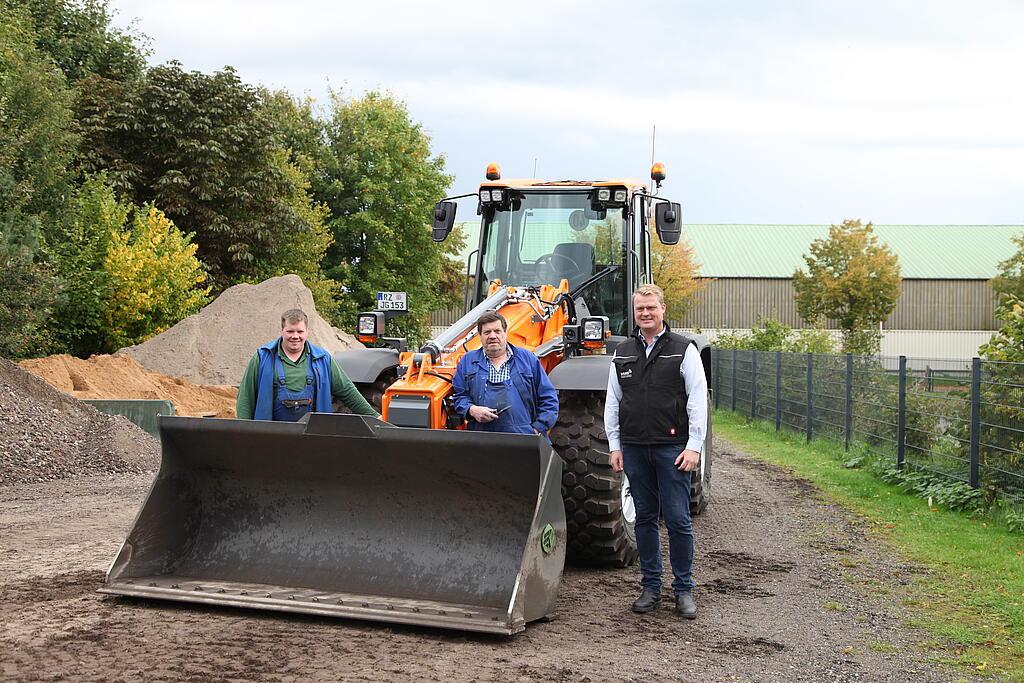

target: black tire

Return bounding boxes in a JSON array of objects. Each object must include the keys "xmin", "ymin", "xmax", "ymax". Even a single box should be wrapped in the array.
[
  {"xmin": 690, "ymin": 439, "xmax": 711, "ymax": 516},
  {"xmin": 344, "ymin": 371, "xmax": 397, "ymax": 414},
  {"xmin": 550, "ymin": 391, "xmax": 638, "ymax": 567}
]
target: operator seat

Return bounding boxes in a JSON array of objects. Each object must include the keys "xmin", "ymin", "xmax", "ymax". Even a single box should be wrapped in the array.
[{"xmin": 551, "ymin": 242, "xmax": 595, "ymax": 290}]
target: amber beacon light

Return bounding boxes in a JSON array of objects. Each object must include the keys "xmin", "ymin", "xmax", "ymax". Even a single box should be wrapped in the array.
[
  {"xmin": 650, "ymin": 162, "xmax": 666, "ymax": 187},
  {"xmin": 485, "ymin": 163, "xmax": 502, "ymax": 181}
]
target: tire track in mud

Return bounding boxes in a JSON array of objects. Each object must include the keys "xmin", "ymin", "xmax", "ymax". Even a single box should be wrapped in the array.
[{"xmin": 0, "ymin": 441, "xmax": 959, "ymax": 682}]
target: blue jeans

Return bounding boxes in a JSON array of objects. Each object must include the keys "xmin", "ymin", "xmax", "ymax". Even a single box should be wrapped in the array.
[{"xmin": 622, "ymin": 443, "xmax": 694, "ymax": 595}]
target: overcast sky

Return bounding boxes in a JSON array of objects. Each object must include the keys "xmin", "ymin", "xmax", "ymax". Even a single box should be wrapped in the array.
[{"xmin": 108, "ymin": 0, "xmax": 1023, "ymax": 224}]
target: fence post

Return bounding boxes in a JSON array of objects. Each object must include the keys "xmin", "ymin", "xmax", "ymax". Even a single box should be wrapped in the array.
[
  {"xmin": 731, "ymin": 348, "xmax": 737, "ymax": 412},
  {"xmin": 843, "ymin": 353, "xmax": 854, "ymax": 451},
  {"xmin": 750, "ymin": 352, "xmax": 758, "ymax": 420},
  {"xmin": 775, "ymin": 351, "xmax": 782, "ymax": 431},
  {"xmin": 969, "ymin": 357, "xmax": 981, "ymax": 489},
  {"xmin": 714, "ymin": 348, "xmax": 721, "ymax": 410},
  {"xmin": 897, "ymin": 355, "xmax": 907, "ymax": 470},
  {"xmin": 806, "ymin": 353, "xmax": 814, "ymax": 442}
]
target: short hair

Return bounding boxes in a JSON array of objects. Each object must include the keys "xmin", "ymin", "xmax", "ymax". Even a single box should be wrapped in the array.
[
  {"xmin": 632, "ymin": 284, "xmax": 666, "ymax": 307},
  {"xmin": 476, "ymin": 311, "xmax": 508, "ymax": 334},
  {"xmin": 280, "ymin": 308, "xmax": 308, "ymax": 327}
]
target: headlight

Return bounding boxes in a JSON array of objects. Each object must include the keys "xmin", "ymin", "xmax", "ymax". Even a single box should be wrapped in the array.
[
  {"xmin": 596, "ymin": 188, "xmax": 611, "ymax": 202},
  {"xmin": 582, "ymin": 316, "xmax": 608, "ymax": 341},
  {"xmin": 490, "ymin": 188, "xmax": 503, "ymax": 203},
  {"xmin": 613, "ymin": 189, "xmax": 627, "ymax": 203},
  {"xmin": 479, "ymin": 190, "xmax": 492, "ymax": 203},
  {"xmin": 357, "ymin": 312, "xmax": 383, "ymax": 336}
]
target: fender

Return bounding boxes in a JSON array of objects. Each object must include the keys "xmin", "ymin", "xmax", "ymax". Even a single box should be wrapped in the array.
[
  {"xmin": 333, "ymin": 348, "xmax": 400, "ymax": 384},
  {"xmin": 548, "ymin": 354, "xmax": 613, "ymax": 391}
]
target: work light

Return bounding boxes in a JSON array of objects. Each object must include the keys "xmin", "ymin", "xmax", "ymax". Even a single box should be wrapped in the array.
[
  {"xmin": 613, "ymin": 189, "xmax": 627, "ymax": 203},
  {"xmin": 596, "ymin": 188, "xmax": 611, "ymax": 202},
  {"xmin": 357, "ymin": 312, "xmax": 385, "ymax": 341}
]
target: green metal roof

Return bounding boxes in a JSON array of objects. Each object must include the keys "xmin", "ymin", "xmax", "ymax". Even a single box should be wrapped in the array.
[{"xmin": 684, "ymin": 225, "xmax": 1023, "ymax": 279}]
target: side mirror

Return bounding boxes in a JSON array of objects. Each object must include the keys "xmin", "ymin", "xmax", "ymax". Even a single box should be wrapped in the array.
[
  {"xmin": 432, "ymin": 201, "xmax": 456, "ymax": 242},
  {"xmin": 654, "ymin": 202, "xmax": 682, "ymax": 245}
]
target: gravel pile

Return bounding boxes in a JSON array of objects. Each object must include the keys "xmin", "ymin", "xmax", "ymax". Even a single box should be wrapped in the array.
[
  {"xmin": 0, "ymin": 358, "xmax": 159, "ymax": 486},
  {"xmin": 119, "ymin": 274, "xmax": 362, "ymax": 386}
]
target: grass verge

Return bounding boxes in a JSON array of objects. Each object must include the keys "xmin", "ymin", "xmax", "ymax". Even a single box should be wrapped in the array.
[{"xmin": 713, "ymin": 409, "xmax": 1024, "ymax": 681}]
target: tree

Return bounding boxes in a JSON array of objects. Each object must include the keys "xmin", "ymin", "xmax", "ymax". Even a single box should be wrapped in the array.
[
  {"xmin": 650, "ymin": 237, "xmax": 704, "ymax": 323},
  {"xmin": 247, "ymin": 149, "xmax": 342, "ymax": 321},
  {"xmin": 80, "ymin": 62, "xmax": 308, "ymax": 286},
  {"xmin": 0, "ymin": 217, "xmax": 59, "ymax": 358},
  {"xmin": 103, "ymin": 206, "xmax": 210, "ymax": 350},
  {"xmin": 321, "ymin": 91, "xmax": 454, "ymax": 341},
  {"xmin": 991, "ymin": 233, "xmax": 1024, "ymax": 304},
  {"xmin": 793, "ymin": 219, "xmax": 901, "ymax": 355},
  {"xmin": 9, "ymin": 0, "xmax": 147, "ymax": 85},
  {"xmin": 0, "ymin": 6, "xmax": 76, "ymax": 242},
  {"xmin": 48, "ymin": 174, "xmax": 126, "ymax": 354}
]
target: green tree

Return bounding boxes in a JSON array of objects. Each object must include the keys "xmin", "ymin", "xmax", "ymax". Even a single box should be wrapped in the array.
[
  {"xmin": 991, "ymin": 233, "xmax": 1024, "ymax": 304},
  {"xmin": 793, "ymin": 219, "xmax": 901, "ymax": 355},
  {"xmin": 0, "ymin": 6, "xmax": 76, "ymax": 242},
  {"xmin": 0, "ymin": 217, "xmax": 59, "ymax": 358},
  {"xmin": 321, "ymin": 91, "xmax": 453, "ymax": 341},
  {"xmin": 247, "ymin": 149, "xmax": 342, "ymax": 320},
  {"xmin": 103, "ymin": 206, "xmax": 210, "ymax": 349},
  {"xmin": 80, "ymin": 62, "xmax": 307, "ymax": 285},
  {"xmin": 48, "ymin": 174, "xmax": 126, "ymax": 354},
  {"xmin": 9, "ymin": 0, "xmax": 147, "ymax": 84}
]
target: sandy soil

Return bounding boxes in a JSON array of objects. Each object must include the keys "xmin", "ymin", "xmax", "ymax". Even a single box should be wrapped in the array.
[{"xmin": 0, "ymin": 436, "xmax": 958, "ymax": 682}]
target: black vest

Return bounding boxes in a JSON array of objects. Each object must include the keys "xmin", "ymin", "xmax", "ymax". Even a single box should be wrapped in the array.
[{"xmin": 613, "ymin": 328, "xmax": 694, "ymax": 445}]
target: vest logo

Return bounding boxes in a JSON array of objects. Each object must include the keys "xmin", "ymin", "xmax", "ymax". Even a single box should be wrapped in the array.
[{"xmin": 620, "ymin": 369, "xmax": 632, "ymax": 379}]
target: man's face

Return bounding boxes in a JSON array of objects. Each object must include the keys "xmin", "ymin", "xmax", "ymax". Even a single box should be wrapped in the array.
[
  {"xmin": 480, "ymin": 321, "xmax": 508, "ymax": 357},
  {"xmin": 633, "ymin": 293, "xmax": 666, "ymax": 334},
  {"xmin": 281, "ymin": 320, "xmax": 308, "ymax": 355}
]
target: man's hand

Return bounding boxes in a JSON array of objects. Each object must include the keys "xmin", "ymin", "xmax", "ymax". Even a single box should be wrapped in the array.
[
  {"xmin": 675, "ymin": 449, "xmax": 700, "ymax": 472},
  {"xmin": 468, "ymin": 405, "xmax": 499, "ymax": 423},
  {"xmin": 610, "ymin": 450, "xmax": 623, "ymax": 473}
]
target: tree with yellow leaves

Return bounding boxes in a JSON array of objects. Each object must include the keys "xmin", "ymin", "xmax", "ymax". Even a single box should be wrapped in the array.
[{"xmin": 103, "ymin": 207, "xmax": 210, "ymax": 350}]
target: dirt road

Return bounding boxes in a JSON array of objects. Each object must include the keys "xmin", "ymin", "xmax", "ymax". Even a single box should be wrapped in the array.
[{"xmin": 0, "ymin": 437, "xmax": 956, "ymax": 682}]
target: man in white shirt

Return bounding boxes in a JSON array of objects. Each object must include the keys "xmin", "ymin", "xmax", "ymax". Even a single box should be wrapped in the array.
[{"xmin": 605, "ymin": 283, "xmax": 708, "ymax": 619}]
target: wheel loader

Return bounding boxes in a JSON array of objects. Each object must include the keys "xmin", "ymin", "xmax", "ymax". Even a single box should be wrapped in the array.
[{"xmin": 100, "ymin": 163, "xmax": 712, "ymax": 635}]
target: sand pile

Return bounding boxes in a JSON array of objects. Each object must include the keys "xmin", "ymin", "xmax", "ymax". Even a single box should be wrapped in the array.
[
  {"xmin": 119, "ymin": 274, "xmax": 361, "ymax": 386},
  {"xmin": 0, "ymin": 358, "xmax": 159, "ymax": 485},
  {"xmin": 19, "ymin": 354, "xmax": 236, "ymax": 418}
]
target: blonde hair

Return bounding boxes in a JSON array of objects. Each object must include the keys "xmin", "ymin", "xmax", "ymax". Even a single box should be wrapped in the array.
[{"xmin": 632, "ymin": 284, "xmax": 666, "ymax": 307}]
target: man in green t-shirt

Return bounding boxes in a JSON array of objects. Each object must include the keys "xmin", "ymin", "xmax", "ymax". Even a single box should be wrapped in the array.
[{"xmin": 236, "ymin": 308, "xmax": 379, "ymax": 421}]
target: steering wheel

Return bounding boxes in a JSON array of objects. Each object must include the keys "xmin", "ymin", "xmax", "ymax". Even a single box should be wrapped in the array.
[{"xmin": 534, "ymin": 252, "xmax": 583, "ymax": 283}]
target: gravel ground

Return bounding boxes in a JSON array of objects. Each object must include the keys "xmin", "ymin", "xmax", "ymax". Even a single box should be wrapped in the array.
[{"xmin": 0, "ymin": 435, "xmax": 960, "ymax": 682}]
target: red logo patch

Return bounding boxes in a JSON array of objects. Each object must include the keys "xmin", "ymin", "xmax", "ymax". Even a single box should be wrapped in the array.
[{"xmin": 669, "ymin": 427, "xmax": 676, "ymax": 435}]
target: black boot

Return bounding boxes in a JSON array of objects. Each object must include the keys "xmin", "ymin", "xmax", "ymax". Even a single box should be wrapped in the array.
[
  {"xmin": 675, "ymin": 592, "xmax": 697, "ymax": 619},
  {"xmin": 631, "ymin": 589, "xmax": 661, "ymax": 613}
]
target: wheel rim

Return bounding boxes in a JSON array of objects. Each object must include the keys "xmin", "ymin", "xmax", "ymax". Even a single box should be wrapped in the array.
[{"xmin": 620, "ymin": 472, "xmax": 636, "ymax": 526}]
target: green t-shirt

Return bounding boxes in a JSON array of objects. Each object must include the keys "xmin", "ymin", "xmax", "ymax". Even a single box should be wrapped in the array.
[{"xmin": 235, "ymin": 341, "xmax": 379, "ymax": 420}]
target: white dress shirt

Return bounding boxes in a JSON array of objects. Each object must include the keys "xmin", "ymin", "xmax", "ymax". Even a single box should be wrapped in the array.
[{"xmin": 604, "ymin": 329, "xmax": 709, "ymax": 453}]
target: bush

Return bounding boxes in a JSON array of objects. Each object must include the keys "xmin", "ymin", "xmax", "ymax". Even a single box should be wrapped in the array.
[{"xmin": 103, "ymin": 206, "xmax": 210, "ymax": 349}]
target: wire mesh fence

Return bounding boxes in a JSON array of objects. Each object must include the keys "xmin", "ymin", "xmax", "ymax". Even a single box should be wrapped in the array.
[{"xmin": 712, "ymin": 349, "xmax": 1024, "ymax": 515}]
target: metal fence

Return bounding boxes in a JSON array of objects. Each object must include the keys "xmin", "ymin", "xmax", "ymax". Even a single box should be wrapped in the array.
[{"xmin": 712, "ymin": 349, "xmax": 1024, "ymax": 513}]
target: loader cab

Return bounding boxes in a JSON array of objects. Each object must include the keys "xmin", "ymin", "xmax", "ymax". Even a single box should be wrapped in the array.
[{"xmin": 470, "ymin": 186, "xmax": 649, "ymax": 336}]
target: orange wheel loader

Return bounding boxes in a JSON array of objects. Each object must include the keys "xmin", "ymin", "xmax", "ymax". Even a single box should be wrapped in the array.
[{"xmin": 101, "ymin": 163, "xmax": 712, "ymax": 635}]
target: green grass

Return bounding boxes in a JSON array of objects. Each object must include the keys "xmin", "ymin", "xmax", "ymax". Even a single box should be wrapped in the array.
[{"xmin": 714, "ymin": 409, "xmax": 1024, "ymax": 681}]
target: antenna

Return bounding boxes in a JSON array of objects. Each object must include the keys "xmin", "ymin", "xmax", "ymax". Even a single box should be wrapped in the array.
[
  {"xmin": 533, "ymin": 157, "xmax": 538, "ymax": 177},
  {"xmin": 649, "ymin": 124, "xmax": 657, "ymax": 193}
]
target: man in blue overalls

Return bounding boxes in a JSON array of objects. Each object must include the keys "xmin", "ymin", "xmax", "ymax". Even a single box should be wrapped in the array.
[
  {"xmin": 236, "ymin": 309, "xmax": 379, "ymax": 421},
  {"xmin": 452, "ymin": 312, "xmax": 559, "ymax": 437}
]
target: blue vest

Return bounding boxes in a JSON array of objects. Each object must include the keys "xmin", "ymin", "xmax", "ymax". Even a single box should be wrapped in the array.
[{"xmin": 253, "ymin": 340, "xmax": 334, "ymax": 421}]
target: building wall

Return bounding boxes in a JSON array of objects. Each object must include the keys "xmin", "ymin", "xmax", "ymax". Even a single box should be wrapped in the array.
[{"xmin": 678, "ymin": 278, "xmax": 998, "ymax": 330}]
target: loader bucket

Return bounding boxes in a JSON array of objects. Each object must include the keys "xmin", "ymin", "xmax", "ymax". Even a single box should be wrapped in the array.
[{"xmin": 100, "ymin": 414, "xmax": 566, "ymax": 635}]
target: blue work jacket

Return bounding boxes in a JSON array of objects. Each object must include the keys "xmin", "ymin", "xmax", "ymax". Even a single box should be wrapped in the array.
[
  {"xmin": 253, "ymin": 340, "xmax": 335, "ymax": 421},
  {"xmin": 452, "ymin": 344, "xmax": 559, "ymax": 436}
]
